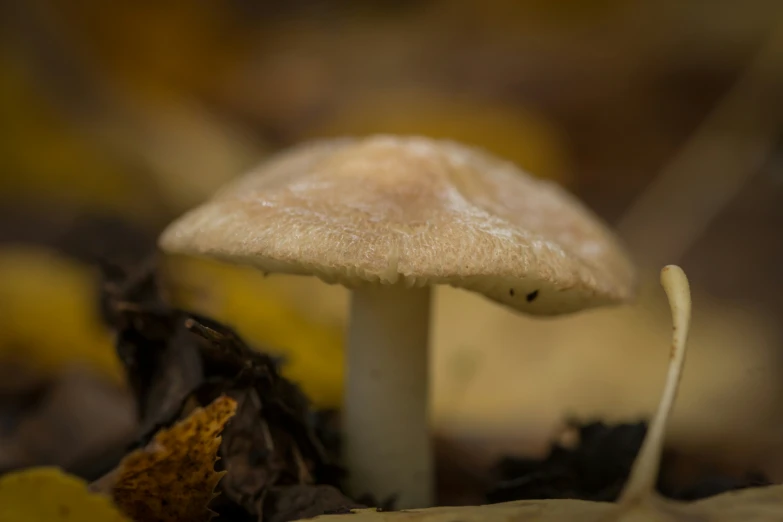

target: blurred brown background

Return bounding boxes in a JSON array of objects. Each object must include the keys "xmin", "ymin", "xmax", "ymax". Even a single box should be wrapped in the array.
[{"xmin": 1, "ymin": 0, "xmax": 782, "ymax": 499}]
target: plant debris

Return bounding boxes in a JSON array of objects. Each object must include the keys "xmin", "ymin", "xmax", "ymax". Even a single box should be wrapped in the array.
[
  {"xmin": 90, "ymin": 395, "xmax": 237, "ymax": 522},
  {"xmin": 486, "ymin": 420, "xmax": 770, "ymax": 504},
  {"xmin": 100, "ymin": 258, "xmax": 360, "ymax": 522}
]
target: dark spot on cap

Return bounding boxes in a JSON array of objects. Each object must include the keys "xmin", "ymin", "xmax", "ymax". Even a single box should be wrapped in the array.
[
  {"xmin": 509, "ymin": 288, "xmax": 515, "ymax": 297},
  {"xmin": 526, "ymin": 290, "xmax": 539, "ymax": 302}
]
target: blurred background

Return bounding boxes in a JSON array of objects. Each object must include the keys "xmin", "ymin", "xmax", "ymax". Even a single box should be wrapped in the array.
[{"xmin": 1, "ymin": 0, "xmax": 782, "ymax": 503}]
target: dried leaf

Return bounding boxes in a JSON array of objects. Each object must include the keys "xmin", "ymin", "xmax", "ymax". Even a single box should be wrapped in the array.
[
  {"xmin": 0, "ymin": 467, "xmax": 129, "ymax": 521},
  {"xmin": 100, "ymin": 256, "xmax": 202, "ymax": 438},
  {"xmin": 101, "ymin": 260, "xmax": 347, "ymax": 522},
  {"xmin": 186, "ymin": 317, "xmax": 348, "ymax": 518},
  {"xmin": 92, "ymin": 395, "xmax": 237, "ymax": 522},
  {"xmin": 300, "ymin": 266, "xmax": 783, "ymax": 521}
]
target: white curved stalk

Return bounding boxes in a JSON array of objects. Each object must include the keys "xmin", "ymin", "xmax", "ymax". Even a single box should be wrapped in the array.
[{"xmin": 619, "ymin": 265, "xmax": 692, "ymax": 504}]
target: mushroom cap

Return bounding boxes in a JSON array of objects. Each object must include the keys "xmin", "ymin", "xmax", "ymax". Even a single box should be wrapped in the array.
[{"xmin": 159, "ymin": 135, "xmax": 635, "ymax": 315}]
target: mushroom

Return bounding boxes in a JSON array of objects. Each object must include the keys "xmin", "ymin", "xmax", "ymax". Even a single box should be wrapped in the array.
[{"xmin": 158, "ymin": 135, "xmax": 636, "ymax": 508}]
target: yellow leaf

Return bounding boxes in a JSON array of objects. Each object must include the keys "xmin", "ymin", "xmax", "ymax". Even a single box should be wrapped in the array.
[
  {"xmin": 0, "ymin": 246, "xmax": 126, "ymax": 385},
  {"xmin": 0, "ymin": 467, "xmax": 129, "ymax": 521},
  {"xmin": 93, "ymin": 395, "xmax": 238, "ymax": 522}
]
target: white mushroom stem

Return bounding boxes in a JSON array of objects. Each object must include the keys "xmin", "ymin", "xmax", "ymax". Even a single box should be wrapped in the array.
[
  {"xmin": 619, "ymin": 265, "xmax": 692, "ymax": 504},
  {"xmin": 345, "ymin": 284, "xmax": 433, "ymax": 509}
]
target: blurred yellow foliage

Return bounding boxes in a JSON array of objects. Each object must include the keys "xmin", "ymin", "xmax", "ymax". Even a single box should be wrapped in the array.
[
  {"xmin": 94, "ymin": 395, "xmax": 237, "ymax": 522},
  {"xmin": 44, "ymin": 0, "xmax": 249, "ymax": 100},
  {"xmin": 0, "ymin": 50, "xmax": 160, "ymax": 224},
  {"xmin": 309, "ymin": 90, "xmax": 572, "ymax": 185},
  {"xmin": 0, "ymin": 246, "xmax": 125, "ymax": 385},
  {"xmin": 163, "ymin": 255, "xmax": 346, "ymax": 408},
  {"xmin": 1, "ymin": 3, "xmax": 260, "ymax": 224},
  {"xmin": 0, "ymin": 467, "xmax": 128, "ymax": 522}
]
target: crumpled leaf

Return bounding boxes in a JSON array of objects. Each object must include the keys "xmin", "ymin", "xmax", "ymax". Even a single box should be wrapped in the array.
[
  {"xmin": 100, "ymin": 256, "xmax": 204, "ymax": 438},
  {"xmin": 300, "ymin": 266, "xmax": 783, "ymax": 521},
  {"xmin": 183, "ymin": 317, "xmax": 349, "ymax": 520},
  {"xmin": 101, "ymin": 259, "xmax": 350, "ymax": 522},
  {"xmin": 91, "ymin": 395, "xmax": 237, "ymax": 522},
  {"xmin": 0, "ymin": 466, "xmax": 129, "ymax": 521}
]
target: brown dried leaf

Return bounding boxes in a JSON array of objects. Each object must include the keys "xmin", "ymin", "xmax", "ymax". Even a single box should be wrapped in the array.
[
  {"xmin": 102, "ymin": 260, "xmax": 346, "ymax": 521},
  {"xmin": 92, "ymin": 395, "xmax": 237, "ymax": 522}
]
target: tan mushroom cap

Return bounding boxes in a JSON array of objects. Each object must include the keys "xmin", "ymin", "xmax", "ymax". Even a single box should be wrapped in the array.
[{"xmin": 159, "ymin": 135, "xmax": 635, "ymax": 315}]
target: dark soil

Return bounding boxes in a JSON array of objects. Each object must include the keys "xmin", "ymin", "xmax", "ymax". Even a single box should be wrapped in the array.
[{"xmin": 485, "ymin": 420, "xmax": 771, "ymax": 504}]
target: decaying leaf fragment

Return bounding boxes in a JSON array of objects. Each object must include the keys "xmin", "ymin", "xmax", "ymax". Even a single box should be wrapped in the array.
[
  {"xmin": 101, "ymin": 260, "xmax": 352, "ymax": 522},
  {"xmin": 300, "ymin": 266, "xmax": 783, "ymax": 522},
  {"xmin": 91, "ymin": 395, "xmax": 237, "ymax": 522},
  {"xmin": 0, "ymin": 467, "xmax": 129, "ymax": 521}
]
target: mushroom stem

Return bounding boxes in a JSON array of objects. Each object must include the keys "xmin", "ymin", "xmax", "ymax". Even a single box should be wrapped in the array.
[{"xmin": 345, "ymin": 284, "xmax": 433, "ymax": 509}]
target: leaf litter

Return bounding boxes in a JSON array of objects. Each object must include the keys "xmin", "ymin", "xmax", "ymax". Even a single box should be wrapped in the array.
[
  {"xmin": 99, "ymin": 257, "xmax": 359, "ymax": 521},
  {"xmin": 90, "ymin": 395, "xmax": 237, "ymax": 522},
  {"xmin": 486, "ymin": 419, "xmax": 769, "ymax": 504}
]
